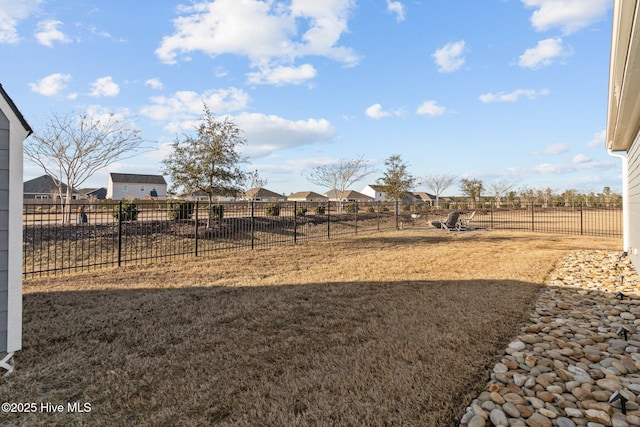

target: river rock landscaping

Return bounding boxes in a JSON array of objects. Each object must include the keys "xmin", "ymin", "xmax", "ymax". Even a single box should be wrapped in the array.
[{"xmin": 459, "ymin": 250, "xmax": 640, "ymax": 427}]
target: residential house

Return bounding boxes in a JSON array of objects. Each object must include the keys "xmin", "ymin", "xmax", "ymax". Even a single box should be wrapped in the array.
[
  {"xmin": 361, "ymin": 184, "xmax": 389, "ymax": 201},
  {"xmin": 411, "ymin": 192, "xmax": 436, "ymax": 207},
  {"xmin": 607, "ymin": 0, "xmax": 640, "ymax": 272},
  {"xmin": 23, "ymin": 175, "xmax": 81, "ymax": 200},
  {"xmin": 173, "ymin": 190, "xmax": 235, "ymax": 202},
  {"xmin": 243, "ymin": 187, "xmax": 286, "ymax": 202},
  {"xmin": 325, "ymin": 190, "xmax": 374, "ymax": 203},
  {"xmin": 107, "ymin": 173, "xmax": 167, "ymax": 200},
  {"xmin": 77, "ymin": 187, "xmax": 107, "ymax": 200},
  {"xmin": 0, "ymin": 83, "xmax": 32, "ymax": 370},
  {"xmin": 361, "ymin": 185, "xmax": 431, "ymax": 206},
  {"xmin": 287, "ymin": 191, "xmax": 328, "ymax": 202}
]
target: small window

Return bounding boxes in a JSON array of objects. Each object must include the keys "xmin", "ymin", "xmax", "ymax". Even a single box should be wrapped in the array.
[{"xmin": 141, "ymin": 186, "xmax": 145, "ymax": 192}]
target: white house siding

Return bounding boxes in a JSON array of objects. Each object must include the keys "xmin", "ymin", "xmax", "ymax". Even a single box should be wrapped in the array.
[
  {"xmin": 628, "ymin": 135, "xmax": 640, "ymax": 271},
  {"xmin": 0, "ymin": 110, "xmax": 10, "ymax": 352},
  {"xmin": 107, "ymin": 180, "xmax": 167, "ymax": 200},
  {"xmin": 0, "ymin": 103, "xmax": 27, "ymax": 354}
]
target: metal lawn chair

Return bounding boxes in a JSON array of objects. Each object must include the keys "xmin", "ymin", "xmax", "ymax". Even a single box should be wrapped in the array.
[
  {"xmin": 431, "ymin": 211, "xmax": 462, "ymax": 231},
  {"xmin": 458, "ymin": 211, "xmax": 476, "ymax": 230}
]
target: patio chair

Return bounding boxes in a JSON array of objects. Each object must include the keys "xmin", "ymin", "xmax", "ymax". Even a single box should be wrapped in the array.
[
  {"xmin": 458, "ymin": 211, "xmax": 476, "ymax": 230},
  {"xmin": 431, "ymin": 211, "xmax": 462, "ymax": 231}
]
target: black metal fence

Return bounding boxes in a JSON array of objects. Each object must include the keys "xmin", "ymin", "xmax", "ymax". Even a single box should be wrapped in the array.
[
  {"xmin": 22, "ymin": 200, "xmax": 623, "ymax": 277},
  {"xmin": 22, "ymin": 200, "xmax": 402, "ymax": 276}
]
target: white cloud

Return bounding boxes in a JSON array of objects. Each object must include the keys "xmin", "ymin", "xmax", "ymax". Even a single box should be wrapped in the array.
[
  {"xmin": 140, "ymin": 87, "xmax": 251, "ymax": 130},
  {"xmin": 586, "ymin": 130, "xmax": 605, "ymax": 148},
  {"xmin": 416, "ymin": 100, "xmax": 447, "ymax": 116},
  {"xmin": 144, "ymin": 78, "xmax": 164, "ymax": 90},
  {"xmin": 365, "ymin": 103, "xmax": 403, "ymax": 119},
  {"xmin": 519, "ymin": 38, "xmax": 570, "ymax": 69},
  {"xmin": 247, "ymin": 63, "xmax": 317, "ymax": 85},
  {"xmin": 34, "ymin": 19, "xmax": 71, "ymax": 47},
  {"xmin": 573, "ymin": 153, "xmax": 592, "ymax": 164},
  {"xmin": 386, "ymin": 0, "xmax": 406, "ymax": 22},
  {"xmin": 432, "ymin": 40, "xmax": 466, "ymax": 73},
  {"xmin": 28, "ymin": 73, "xmax": 71, "ymax": 96},
  {"xmin": 542, "ymin": 143, "xmax": 569, "ymax": 155},
  {"xmin": 156, "ymin": 0, "xmax": 358, "ymax": 85},
  {"xmin": 234, "ymin": 112, "xmax": 335, "ymax": 157},
  {"xmin": 521, "ymin": 0, "xmax": 610, "ymax": 34},
  {"xmin": 479, "ymin": 88, "xmax": 550, "ymax": 103},
  {"xmin": 89, "ymin": 76, "xmax": 120, "ymax": 97},
  {"xmin": 0, "ymin": 0, "xmax": 42, "ymax": 44}
]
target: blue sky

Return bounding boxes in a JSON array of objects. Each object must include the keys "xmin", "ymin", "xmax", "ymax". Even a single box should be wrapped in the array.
[{"xmin": 2, "ymin": 0, "xmax": 618, "ymax": 196}]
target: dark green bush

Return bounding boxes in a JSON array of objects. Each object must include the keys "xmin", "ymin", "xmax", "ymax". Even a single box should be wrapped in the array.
[
  {"xmin": 343, "ymin": 203, "xmax": 357, "ymax": 213},
  {"xmin": 209, "ymin": 204, "xmax": 224, "ymax": 220},
  {"xmin": 296, "ymin": 206, "xmax": 307, "ymax": 216},
  {"xmin": 264, "ymin": 203, "xmax": 280, "ymax": 216},
  {"xmin": 112, "ymin": 202, "xmax": 138, "ymax": 221},
  {"xmin": 167, "ymin": 200, "xmax": 194, "ymax": 220},
  {"xmin": 366, "ymin": 206, "xmax": 375, "ymax": 213},
  {"xmin": 314, "ymin": 206, "xmax": 326, "ymax": 215}
]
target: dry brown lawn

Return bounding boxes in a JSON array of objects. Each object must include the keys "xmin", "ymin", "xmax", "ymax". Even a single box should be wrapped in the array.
[{"xmin": 1, "ymin": 229, "xmax": 621, "ymax": 426}]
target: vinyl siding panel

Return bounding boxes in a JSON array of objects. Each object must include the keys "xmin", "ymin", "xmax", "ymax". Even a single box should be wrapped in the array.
[
  {"xmin": 0, "ymin": 111, "xmax": 9, "ymax": 353},
  {"xmin": 629, "ymin": 135, "xmax": 640, "ymax": 272}
]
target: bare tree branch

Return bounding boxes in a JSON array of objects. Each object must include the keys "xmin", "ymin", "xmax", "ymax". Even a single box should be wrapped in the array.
[{"xmin": 24, "ymin": 111, "xmax": 146, "ymax": 222}]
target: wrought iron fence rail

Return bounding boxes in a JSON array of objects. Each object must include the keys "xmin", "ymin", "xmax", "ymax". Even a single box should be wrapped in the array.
[{"xmin": 22, "ymin": 201, "xmax": 622, "ymax": 277}]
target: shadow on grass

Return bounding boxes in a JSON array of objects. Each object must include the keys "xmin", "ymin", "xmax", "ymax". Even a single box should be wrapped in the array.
[{"xmin": 2, "ymin": 278, "xmax": 544, "ymax": 427}]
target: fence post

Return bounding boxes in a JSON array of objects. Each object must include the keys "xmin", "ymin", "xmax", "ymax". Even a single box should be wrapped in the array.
[
  {"xmin": 489, "ymin": 203, "xmax": 493, "ymax": 229},
  {"xmin": 531, "ymin": 203, "xmax": 535, "ymax": 232},
  {"xmin": 377, "ymin": 201, "xmax": 380, "ymax": 231},
  {"xmin": 195, "ymin": 200, "xmax": 199, "ymax": 256},
  {"xmin": 327, "ymin": 201, "xmax": 331, "ymax": 239},
  {"xmin": 251, "ymin": 201, "xmax": 255, "ymax": 249},
  {"xmin": 395, "ymin": 201, "xmax": 399, "ymax": 229},
  {"xmin": 294, "ymin": 201, "xmax": 298, "ymax": 243},
  {"xmin": 117, "ymin": 201, "xmax": 123, "ymax": 267},
  {"xmin": 580, "ymin": 202, "xmax": 584, "ymax": 235},
  {"xmin": 355, "ymin": 201, "xmax": 358, "ymax": 234}
]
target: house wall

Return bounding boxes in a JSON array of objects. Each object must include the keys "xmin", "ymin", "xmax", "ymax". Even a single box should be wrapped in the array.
[
  {"xmin": 629, "ymin": 133, "xmax": 640, "ymax": 271},
  {"xmin": 107, "ymin": 180, "xmax": 167, "ymax": 200},
  {"xmin": 0, "ymin": 110, "xmax": 10, "ymax": 353},
  {"xmin": 0, "ymin": 107, "xmax": 24, "ymax": 353}
]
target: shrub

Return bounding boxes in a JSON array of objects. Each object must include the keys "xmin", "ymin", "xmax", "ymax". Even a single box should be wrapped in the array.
[
  {"xmin": 296, "ymin": 206, "xmax": 307, "ymax": 216},
  {"xmin": 402, "ymin": 204, "xmax": 411, "ymax": 212},
  {"xmin": 113, "ymin": 202, "xmax": 138, "ymax": 221},
  {"xmin": 209, "ymin": 204, "xmax": 224, "ymax": 220},
  {"xmin": 167, "ymin": 200, "xmax": 194, "ymax": 220},
  {"xmin": 366, "ymin": 206, "xmax": 375, "ymax": 213},
  {"xmin": 314, "ymin": 206, "xmax": 326, "ymax": 215},
  {"xmin": 264, "ymin": 203, "xmax": 280, "ymax": 216},
  {"xmin": 343, "ymin": 203, "xmax": 357, "ymax": 213}
]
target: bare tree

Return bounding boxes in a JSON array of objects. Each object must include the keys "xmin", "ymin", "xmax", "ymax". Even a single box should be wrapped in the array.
[
  {"xmin": 421, "ymin": 173, "xmax": 456, "ymax": 208},
  {"xmin": 519, "ymin": 186, "xmax": 536, "ymax": 208},
  {"xmin": 305, "ymin": 155, "xmax": 375, "ymax": 201},
  {"xmin": 245, "ymin": 169, "xmax": 268, "ymax": 191},
  {"xmin": 488, "ymin": 180, "xmax": 515, "ymax": 208},
  {"xmin": 25, "ymin": 111, "xmax": 144, "ymax": 223},
  {"xmin": 536, "ymin": 187, "xmax": 554, "ymax": 208}
]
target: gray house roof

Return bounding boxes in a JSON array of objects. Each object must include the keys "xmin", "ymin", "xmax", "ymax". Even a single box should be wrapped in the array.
[
  {"xmin": 24, "ymin": 175, "xmax": 76, "ymax": 195},
  {"xmin": 244, "ymin": 187, "xmax": 285, "ymax": 200},
  {"xmin": 109, "ymin": 173, "xmax": 167, "ymax": 185},
  {"xmin": 78, "ymin": 187, "xmax": 107, "ymax": 199},
  {"xmin": 288, "ymin": 191, "xmax": 328, "ymax": 200}
]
